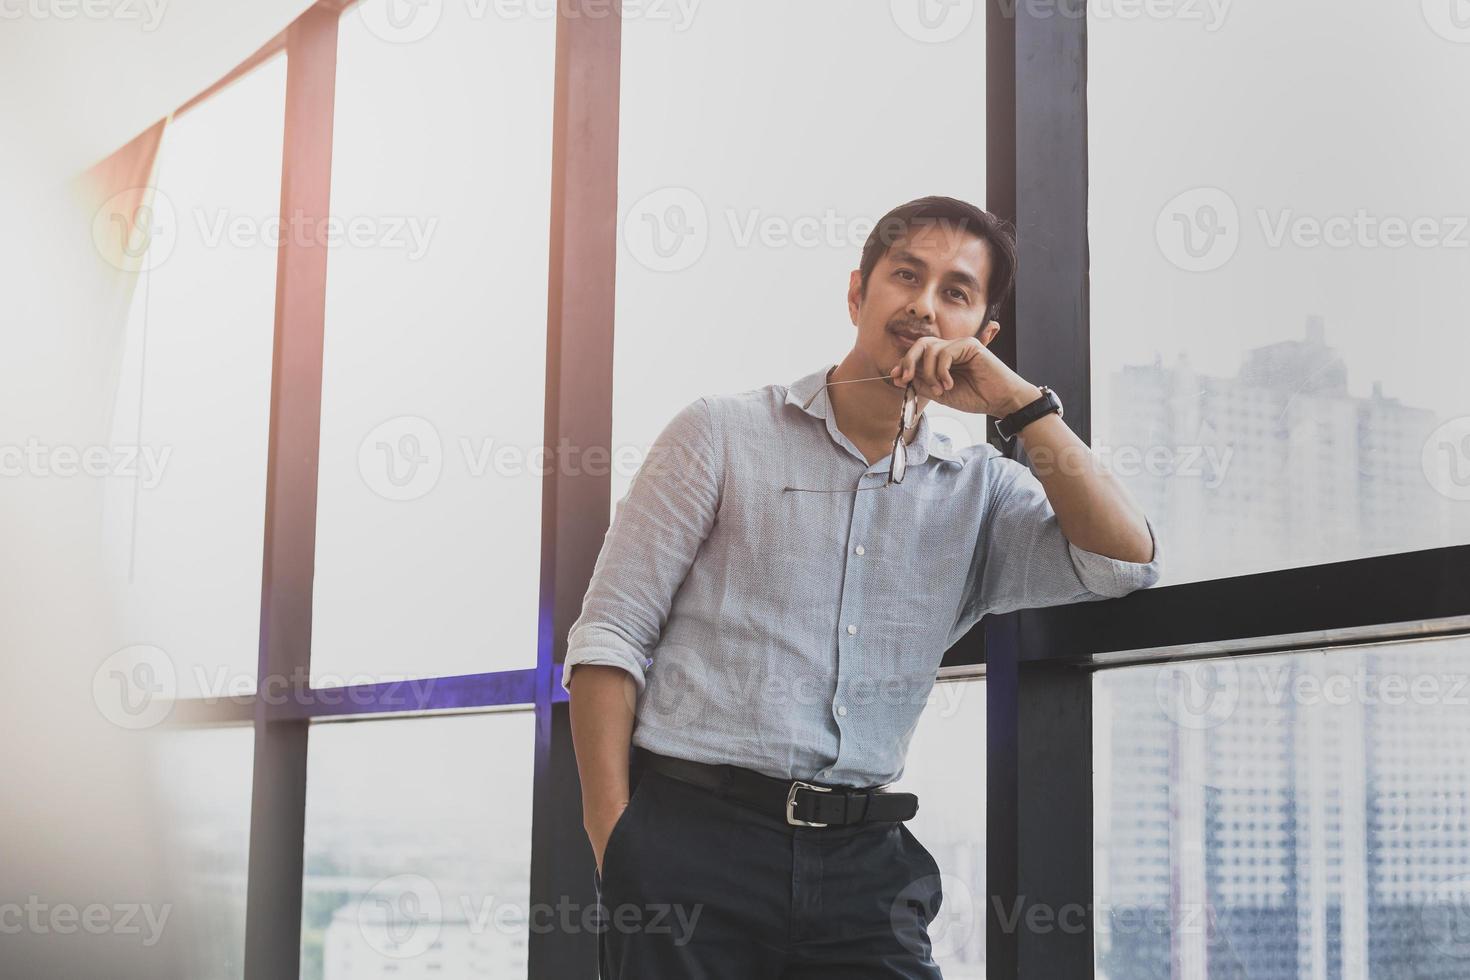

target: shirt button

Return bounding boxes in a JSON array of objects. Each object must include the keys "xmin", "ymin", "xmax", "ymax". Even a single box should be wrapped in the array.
[
  {"xmin": 836, "ymin": 705, "xmax": 848, "ymax": 717},
  {"xmin": 855, "ymin": 545, "xmax": 865, "ymax": 556},
  {"xmin": 846, "ymin": 624, "xmax": 858, "ymax": 635}
]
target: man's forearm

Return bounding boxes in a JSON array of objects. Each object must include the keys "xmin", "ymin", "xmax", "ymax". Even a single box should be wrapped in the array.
[
  {"xmin": 1002, "ymin": 387, "xmax": 1154, "ymax": 563},
  {"xmin": 567, "ymin": 664, "xmax": 639, "ymax": 825}
]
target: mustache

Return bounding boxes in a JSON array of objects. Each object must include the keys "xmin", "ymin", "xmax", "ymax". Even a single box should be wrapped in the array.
[{"xmin": 888, "ymin": 319, "xmax": 934, "ymax": 338}]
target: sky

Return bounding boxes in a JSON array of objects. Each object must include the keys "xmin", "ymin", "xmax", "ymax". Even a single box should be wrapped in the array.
[{"xmin": 1088, "ymin": 0, "xmax": 1470, "ymax": 423}]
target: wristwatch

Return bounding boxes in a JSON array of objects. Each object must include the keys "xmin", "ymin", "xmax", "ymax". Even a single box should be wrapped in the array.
[{"xmin": 995, "ymin": 386, "xmax": 1063, "ymax": 442}]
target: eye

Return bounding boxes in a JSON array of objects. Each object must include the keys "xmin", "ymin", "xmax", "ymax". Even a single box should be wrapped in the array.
[
  {"xmin": 895, "ymin": 268, "xmax": 917, "ymax": 282},
  {"xmin": 947, "ymin": 288, "xmax": 969, "ymax": 303}
]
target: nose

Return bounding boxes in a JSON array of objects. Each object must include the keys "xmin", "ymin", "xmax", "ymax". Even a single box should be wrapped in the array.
[{"xmin": 907, "ymin": 288, "xmax": 937, "ymax": 324}]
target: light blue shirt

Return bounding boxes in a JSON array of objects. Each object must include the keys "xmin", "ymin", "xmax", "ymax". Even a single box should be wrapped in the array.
[{"xmin": 562, "ymin": 362, "xmax": 1163, "ymax": 787}]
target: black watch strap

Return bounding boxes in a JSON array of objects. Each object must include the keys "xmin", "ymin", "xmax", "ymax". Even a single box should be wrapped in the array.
[{"xmin": 995, "ymin": 386, "xmax": 1063, "ymax": 442}]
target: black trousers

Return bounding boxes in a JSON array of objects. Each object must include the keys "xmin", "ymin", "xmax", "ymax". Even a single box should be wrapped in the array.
[{"xmin": 591, "ymin": 752, "xmax": 946, "ymax": 978}]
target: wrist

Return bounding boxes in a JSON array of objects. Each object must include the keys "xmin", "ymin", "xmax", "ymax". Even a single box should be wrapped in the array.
[
  {"xmin": 997, "ymin": 383, "xmax": 1044, "ymax": 417},
  {"xmin": 583, "ymin": 798, "xmax": 629, "ymax": 826}
]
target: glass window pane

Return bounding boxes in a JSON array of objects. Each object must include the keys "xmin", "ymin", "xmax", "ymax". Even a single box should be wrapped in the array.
[
  {"xmin": 103, "ymin": 55, "xmax": 286, "ymax": 698},
  {"xmin": 613, "ymin": 3, "xmax": 988, "ymax": 508},
  {"xmin": 300, "ymin": 710, "xmax": 534, "ymax": 979},
  {"xmin": 311, "ymin": 0, "xmax": 556, "ymax": 686},
  {"xmin": 1090, "ymin": 4, "xmax": 1470, "ymax": 585},
  {"xmin": 147, "ymin": 725, "xmax": 254, "ymax": 980},
  {"xmin": 1095, "ymin": 637, "xmax": 1470, "ymax": 977},
  {"xmin": 890, "ymin": 674, "xmax": 987, "ymax": 977}
]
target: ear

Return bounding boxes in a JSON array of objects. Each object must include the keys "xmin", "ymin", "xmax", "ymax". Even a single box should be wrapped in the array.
[
  {"xmin": 847, "ymin": 269, "xmax": 862, "ymax": 326},
  {"xmin": 978, "ymin": 319, "xmax": 1001, "ymax": 346}
]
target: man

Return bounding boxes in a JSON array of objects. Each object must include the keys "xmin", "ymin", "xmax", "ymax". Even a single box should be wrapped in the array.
[{"xmin": 562, "ymin": 195, "xmax": 1162, "ymax": 978}]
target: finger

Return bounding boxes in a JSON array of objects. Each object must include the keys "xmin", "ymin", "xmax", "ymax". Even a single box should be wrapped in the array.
[
  {"xmin": 936, "ymin": 348, "xmax": 955, "ymax": 391},
  {"xmin": 920, "ymin": 342, "xmax": 942, "ymax": 396},
  {"xmin": 898, "ymin": 342, "xmax": 922, "ymax": 384},
  {"xmin": 900, "ymin": 345, "xmax": 917, "ymax": 384}
]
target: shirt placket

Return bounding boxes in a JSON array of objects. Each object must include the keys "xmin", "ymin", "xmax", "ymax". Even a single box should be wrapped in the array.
[{"xmin": 819, "ymin": 455, "xmax": 890, "ymax": 784}]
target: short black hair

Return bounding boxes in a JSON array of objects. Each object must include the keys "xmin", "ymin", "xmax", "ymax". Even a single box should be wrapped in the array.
[{"xmin": 858, "ymin": 195, "xmax": 1017, "ymax": 326}]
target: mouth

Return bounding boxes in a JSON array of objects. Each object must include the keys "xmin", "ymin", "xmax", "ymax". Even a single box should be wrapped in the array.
[{"xmin": 891, "ymin": 330, "xmax": 930, "ymax": 348}]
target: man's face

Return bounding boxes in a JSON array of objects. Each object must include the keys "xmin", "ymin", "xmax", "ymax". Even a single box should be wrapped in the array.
[{"xmin": 847, "ymin": 219, "xmax": 999, "ymax": 376}]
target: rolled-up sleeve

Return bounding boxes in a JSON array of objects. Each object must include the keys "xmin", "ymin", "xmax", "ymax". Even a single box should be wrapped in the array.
[
  {"xmin": 961, "ymin": 453, "xmax": 1164, "ymax": 623},
  {"xmin": 560, "ymin": 396, "xmax": 723, "ymax": 695}
]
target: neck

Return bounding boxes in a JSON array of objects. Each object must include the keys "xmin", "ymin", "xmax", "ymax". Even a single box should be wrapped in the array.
[{"xmin": 826, "ymin": 351, "xmax": 928, "ymax": 449}]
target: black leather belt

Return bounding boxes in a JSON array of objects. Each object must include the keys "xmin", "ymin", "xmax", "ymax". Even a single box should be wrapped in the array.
[{"xmin": 636, "ymin": 748, "xmax": 919, "ymax": 827}]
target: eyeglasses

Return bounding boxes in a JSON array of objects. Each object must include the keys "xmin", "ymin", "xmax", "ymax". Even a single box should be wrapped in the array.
[{"xmin": 783, "ymin": 372, "xmax": 919, "ymax": 494}]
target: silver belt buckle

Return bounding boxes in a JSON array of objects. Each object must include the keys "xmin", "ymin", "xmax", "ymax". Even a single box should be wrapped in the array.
[{"xmin": 786, "ymin": 780, "xmax": 833, "ymax": 827}]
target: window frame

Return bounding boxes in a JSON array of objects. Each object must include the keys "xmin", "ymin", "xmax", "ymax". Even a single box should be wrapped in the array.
[
  {"xmin": 119, "ymin": 1, "xmax": 1470, "ymax": 978},
  {"xmin": 970, "ymin": 4, "xmax": 1470, "ymax": 978}
]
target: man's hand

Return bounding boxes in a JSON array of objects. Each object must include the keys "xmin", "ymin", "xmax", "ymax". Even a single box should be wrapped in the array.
[
  {"xmin": 586, "ymin": 802, "xmax": 629, "ymax": 877},
  {"xmin": 888, "ymin": 331, "xmax": 1041, "ymax": 416}
]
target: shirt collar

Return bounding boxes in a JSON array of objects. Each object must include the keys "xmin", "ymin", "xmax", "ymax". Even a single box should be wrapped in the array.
[{"xmin": 784, "ymin": 363, "xmax": 963, "ymax": 467}]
